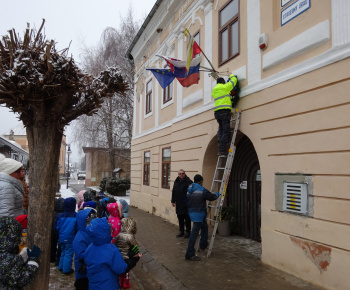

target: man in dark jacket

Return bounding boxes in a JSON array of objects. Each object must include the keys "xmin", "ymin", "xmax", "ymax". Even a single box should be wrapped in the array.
[
  {"xmin": 171, "ymin": 169, "xmax": 193, "ymax": 238},
  {"xmin": 185, "ymin": 174, "xmax": 219, "ymax": 261}
]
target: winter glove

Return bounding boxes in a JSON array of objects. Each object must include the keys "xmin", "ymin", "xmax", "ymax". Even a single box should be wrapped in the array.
[
  {"xmin": 78, "ymin": 259, "xmax": 87, "ymax": 274},
  {"xmin": 214, "ymin": 192, "xmax": 220, "ymax": 197},
  {"xmin": 228, "ymin": 74, "xmax": 238, "ymax": 86},
  {"xmin": 27, "ymin": 244, "xmax": 41, "ymax": 259},
  {"xmin": 124, "ymin": 255, "xmax": 141, "ymax": 273},
  {"xmin": 127, "ymin": 245, "xmax": 140, "ymax": 258}
]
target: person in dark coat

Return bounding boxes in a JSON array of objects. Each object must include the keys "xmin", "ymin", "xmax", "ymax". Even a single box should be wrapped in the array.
[
  {"xmin": 83, "ymin": 189, "xmax": 96, "ymax": 204},
  {"xmin": 93, "ymin": 191, "xmax": 105, "ymax": 217},
  {"xmin": 171, "ymin": 169, "xmax": 193, "ymax": 238},
  {"xmin": 50, "ymin": 197, "xmax": 64, "ymax": 264},
  {"xmin": 0, "ymin": 217, "xmax": 41, "ymax": 289}
]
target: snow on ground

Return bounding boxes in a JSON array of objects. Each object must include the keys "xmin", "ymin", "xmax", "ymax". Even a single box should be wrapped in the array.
[
  {"xmin": 58, "ymin": 187, "xmax": 76, "ymax": 199},
  {"xmin": 57, "ymin": 186, "xmax": 130, "ymax": 204}
]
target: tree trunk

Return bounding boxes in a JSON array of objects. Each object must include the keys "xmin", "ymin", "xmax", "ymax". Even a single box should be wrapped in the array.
[{"xmin": 26, "ymin": 125, "xmax": 63, "ymax": 290}]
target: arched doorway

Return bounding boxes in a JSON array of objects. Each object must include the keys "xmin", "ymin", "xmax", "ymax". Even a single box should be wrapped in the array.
[{"xmin": 228, "ymin": 135, "xmax": 261, "ymax": 242}]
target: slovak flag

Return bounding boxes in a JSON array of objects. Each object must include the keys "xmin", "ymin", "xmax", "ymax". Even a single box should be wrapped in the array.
[{"xmin": 148, "ymin": 56, "xmax": 202, "ymax": 88}]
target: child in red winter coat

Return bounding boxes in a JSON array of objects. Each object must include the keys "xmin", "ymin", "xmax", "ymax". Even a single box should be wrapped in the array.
[{"xmin": 107, "ymin": 201, "xmax": 123, "ymax": 243}]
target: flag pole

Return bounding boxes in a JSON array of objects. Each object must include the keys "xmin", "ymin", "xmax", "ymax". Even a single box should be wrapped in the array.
[
  {"xmin": 198, "ymin": 47, "xmax": 217, "ymax": 73},
  {"xmin": 184, "ymin": 28, "xmax": 217, "ymax": 73}
]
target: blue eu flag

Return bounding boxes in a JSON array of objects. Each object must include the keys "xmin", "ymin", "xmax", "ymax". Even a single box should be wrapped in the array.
[{"xmin": 146, "ymin": 68, "xmax": 175, "ymax": 89}]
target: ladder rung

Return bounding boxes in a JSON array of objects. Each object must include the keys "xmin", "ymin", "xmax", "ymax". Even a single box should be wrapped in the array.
[{"xmin": 207, "ymin": 109, "xmax": 241, "ymax": 258}]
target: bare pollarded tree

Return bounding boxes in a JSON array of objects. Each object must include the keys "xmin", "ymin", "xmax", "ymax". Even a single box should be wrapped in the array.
[
  {"xmin": 0, "ymin": 20, "xmax": 128, "ymax": 290},
  {"xmin": 73, "ymin": 8, "xmax": 138, "ymax": 170}
]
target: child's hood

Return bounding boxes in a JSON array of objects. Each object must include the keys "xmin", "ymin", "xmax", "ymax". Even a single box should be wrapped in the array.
[
  {"xmin": 0, "ymin": 217, "xmax": 22, "ymax": 253},
  {"xmin": 77, "ymin": 190, "xmax": 86, "ymax": 202},
  {"xmin": 86, "ymin": 218, "xmax": 112, "ymax": 245},
  {"xmin": 119, "ymin": 199, "xmax": 129, "ymax": 214},
  {"xmin": 107, "ymin": 201, "xmax": 123, "ymax": 218},
  {"xmin": 83, "ymin": 189, "xmax": 96, "ymax": 202},
  {"xmin": 76, "ymin": 209, "xmax": 94, "ymax": 231},
  {"xmin": 121, "ymin": 217, "xmax": 137, "ymax": 235},
  {"xmin": 55, "ymin": 197, "xmax": 65, "ymax": 212},
  {"xmin": 100, "ymin": 197, "xmax": 109, "ymax": 209},
  {"xmin": 64, "ymin": 197, "xmax": 77, "ymax": 212}
]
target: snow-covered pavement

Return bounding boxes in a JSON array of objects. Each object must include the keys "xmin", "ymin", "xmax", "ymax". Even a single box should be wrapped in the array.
[{"xmin": 57, "ymin": 186, "xmax": 130, "ymax": 204}]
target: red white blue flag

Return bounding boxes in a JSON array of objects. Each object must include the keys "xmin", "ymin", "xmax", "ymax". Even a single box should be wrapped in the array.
[{"xmin": 147, "ymin": 56, "xmax": 202, "ymax": 88}]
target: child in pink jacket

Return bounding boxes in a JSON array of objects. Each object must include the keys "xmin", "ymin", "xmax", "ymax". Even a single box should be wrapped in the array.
[{"xmin": 107, "ymin": 201, "xmax": 123, "ymax": 242}]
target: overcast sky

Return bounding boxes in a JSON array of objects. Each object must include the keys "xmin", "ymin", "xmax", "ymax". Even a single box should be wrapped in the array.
[{"xmin": 0, "ymin": 0, "xmax": 156, "ymax": 161}]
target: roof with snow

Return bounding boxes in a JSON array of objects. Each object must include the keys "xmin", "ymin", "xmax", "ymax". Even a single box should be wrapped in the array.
[
  {"xmin": 3, "ymin": 123, "xmax": 26, "ymax": 136},
  {"xmin": 0, "ymin": 135, "xmax": 28, "ymax": 155}
]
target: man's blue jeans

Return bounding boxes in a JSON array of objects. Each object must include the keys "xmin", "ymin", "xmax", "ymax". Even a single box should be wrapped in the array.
[{"xmin": 185, "ymin": 218, "xmax": 208, "ymax": 259}]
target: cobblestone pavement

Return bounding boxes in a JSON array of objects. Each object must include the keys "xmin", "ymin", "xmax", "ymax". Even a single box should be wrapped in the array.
[
  {"xmin": 130, "ymin": 206, "xmax": 324, "ymax": 290},
  {"xmin": 50, "ymin": 184, "xmax": 324, "ymax": 289}
]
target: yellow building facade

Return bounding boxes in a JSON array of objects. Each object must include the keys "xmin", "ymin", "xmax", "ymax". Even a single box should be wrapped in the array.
[{"xmin": 127, "ymin": 1, "xmax": 350, "ymax": 289}]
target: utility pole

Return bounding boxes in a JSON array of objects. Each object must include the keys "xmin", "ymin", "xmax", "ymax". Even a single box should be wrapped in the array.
[{"xmin": 66, "ymin": 145, "xmax": 72, "ymax": 189}]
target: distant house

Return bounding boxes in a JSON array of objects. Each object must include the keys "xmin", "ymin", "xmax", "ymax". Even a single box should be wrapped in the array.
[
  {"xmin": 3, "ymin": 124, "xmax": 66, "ymax": 175},
  {"xmin": 0, "ymin": 135, "xmax": 29, "ymax": 166},
  {"xmin": 83, "ymin": 147, "xmax": 130, "ymax": 187}
]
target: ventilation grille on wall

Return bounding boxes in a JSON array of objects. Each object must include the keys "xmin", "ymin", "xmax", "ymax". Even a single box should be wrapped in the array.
[{"xmin": 283, "ymin": 182, "xmax": 308, "ymax": 214}]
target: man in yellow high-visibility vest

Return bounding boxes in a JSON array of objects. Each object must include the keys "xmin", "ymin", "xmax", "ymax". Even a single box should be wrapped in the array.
[{"xmin": 212, "ymin": 74, "xmax": 238, "ymax": 156}]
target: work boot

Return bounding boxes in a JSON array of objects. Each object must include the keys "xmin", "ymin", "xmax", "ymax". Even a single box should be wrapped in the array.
[
  {"xmin": 186, "ymin": 255, "xmax": 201, "ymax": 261},
  {"xmin": 184, "ymin": 232, "xmax": 190, "ymax": 238},
  {"xmin": 176, "ymin": 231, "xmax": 184, "ymax": 238}
]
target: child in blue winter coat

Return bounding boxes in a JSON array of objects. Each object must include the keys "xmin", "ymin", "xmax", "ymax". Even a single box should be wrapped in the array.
[
  {"xmin": 84, "ymin": 218, "xmax": 141, "ymax": 290},
  {"xmin": 73, "ymin": 208, "xmax": 97, "ymax": 290},
  {"xmin": 56, "ymin": 197, "xmax": 77, "ymax": 275}
]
